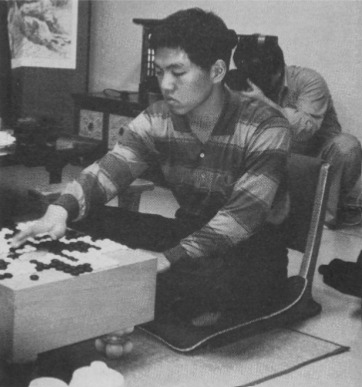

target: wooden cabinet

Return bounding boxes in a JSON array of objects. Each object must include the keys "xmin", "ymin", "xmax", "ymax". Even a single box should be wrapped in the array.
[{"xmin": 72, "ymin": 92, "xmax": 146, "ymax": 151}]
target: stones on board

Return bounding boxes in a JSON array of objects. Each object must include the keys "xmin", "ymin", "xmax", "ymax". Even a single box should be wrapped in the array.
[{"xmin": 0, "ymin": 224, "xmax": 130, "ymax": 283}]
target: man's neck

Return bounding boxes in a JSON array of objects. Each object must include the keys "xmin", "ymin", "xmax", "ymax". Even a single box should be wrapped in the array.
[{"xmin": 186, "ymin": 86, "xmax": 226, "ymax": 143}]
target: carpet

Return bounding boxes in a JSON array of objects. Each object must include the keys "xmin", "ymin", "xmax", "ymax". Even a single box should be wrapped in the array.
[{"xmin": 115, "ymin": 328, "xmax": 349, "ymax": 387}]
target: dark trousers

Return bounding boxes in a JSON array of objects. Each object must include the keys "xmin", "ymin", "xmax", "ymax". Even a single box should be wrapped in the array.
[{"xmin": 73, "ymin": 206, "xmax": 289, "ymax": 321}]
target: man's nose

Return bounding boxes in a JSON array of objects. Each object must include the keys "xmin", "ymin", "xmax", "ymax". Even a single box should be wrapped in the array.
[{"xmin": 159, "ymin": 73, "xmax": 175, "ymax": 92}]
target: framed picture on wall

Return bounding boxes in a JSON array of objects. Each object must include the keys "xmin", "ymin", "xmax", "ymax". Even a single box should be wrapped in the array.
[
  {"xmin": 7, "ymin": 0, "xmax": 79, "ymax": 70},
  {"xmin": 9, "ymin": 0, "xmax": 91, "ymax": 134},
  {"xmin": 0, "ymin": 2, "xmax": 12, "ymax": 126}
]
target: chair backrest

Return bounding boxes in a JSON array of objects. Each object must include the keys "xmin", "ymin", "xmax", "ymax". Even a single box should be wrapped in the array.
[{"xmin": 284, "ymin": 153, "xmax": 331, "ymax": 292}]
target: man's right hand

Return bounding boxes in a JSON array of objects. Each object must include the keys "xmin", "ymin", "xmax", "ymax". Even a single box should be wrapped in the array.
[{"xmin": 11, "ymin": 204, "xmax": 68, "ymax": 248}]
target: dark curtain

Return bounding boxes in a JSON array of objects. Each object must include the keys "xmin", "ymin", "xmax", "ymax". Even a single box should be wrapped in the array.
[{"xmin": 0, "ymin": 1, "xmax": 12, "ymax": 126}]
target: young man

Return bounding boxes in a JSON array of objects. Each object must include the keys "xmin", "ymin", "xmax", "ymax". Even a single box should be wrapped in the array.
[
  {"xmin": 12, "ymin": 9, "xmax": 291, "ymax": 355},
  {"xmin": 231, "ymin": 36, "xmax": 362, "ymax": 229}
]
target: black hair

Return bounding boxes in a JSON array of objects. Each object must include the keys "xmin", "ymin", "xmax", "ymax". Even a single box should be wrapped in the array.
[
  {"xmin": 150, "ymin": 8, "xmax": 238, "ymax": 70},
  {"xmin": 228, "ymin": 34, "xmax": 285, "ymax": 97}
]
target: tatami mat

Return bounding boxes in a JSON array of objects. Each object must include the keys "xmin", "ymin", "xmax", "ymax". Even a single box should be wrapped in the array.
[
  {"xmin": 119, "ymin": 328, "xmax": 348, "ymax": 387},
  {"xmin": 23, "ymin": 326, "xmax": 347, "ymax": 387}
]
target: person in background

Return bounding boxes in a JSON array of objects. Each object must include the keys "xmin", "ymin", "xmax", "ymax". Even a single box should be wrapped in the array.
[
  {"xmin": 12, "ymin": 9, "xmax": 291, "ymax": 357},
  {"xmin": 230, "ymin": 35, "xmax": 362, "ymax": 229}
]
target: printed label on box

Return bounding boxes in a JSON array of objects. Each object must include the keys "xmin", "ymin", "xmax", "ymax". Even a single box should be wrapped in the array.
[{"xmin": 79, "ymin": 110, "xmax": 103, "ymax": 140}]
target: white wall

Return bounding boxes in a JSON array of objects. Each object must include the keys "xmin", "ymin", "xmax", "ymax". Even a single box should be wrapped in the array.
[{"xmin": 88, "ymin": 0, "xmax": 362, "ymax": 143}]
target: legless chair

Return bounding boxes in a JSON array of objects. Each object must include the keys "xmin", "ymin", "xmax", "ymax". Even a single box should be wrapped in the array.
[{"xmin": 132, "ymin": 153, "xmax": 331, "ymax": 351}]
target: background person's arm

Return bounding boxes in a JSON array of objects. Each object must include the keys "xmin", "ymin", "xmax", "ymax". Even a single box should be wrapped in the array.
[{"xmin": 243, "ymin": 70, "xmax": 330, "ymax": 142}]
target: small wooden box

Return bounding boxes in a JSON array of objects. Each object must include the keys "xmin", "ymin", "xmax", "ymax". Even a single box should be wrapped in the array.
[
  {"xmin": 72, "ymin": 92, "xmax": 144, "ymax": 153},
  {"xmin": 0, "ymin": 248, "xmax": 157, "ymax": 363}
]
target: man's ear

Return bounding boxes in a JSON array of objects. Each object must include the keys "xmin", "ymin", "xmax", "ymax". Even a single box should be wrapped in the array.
[{"xmin": 211, "ymin": 60, "xmax": 227, "ymax": 83}]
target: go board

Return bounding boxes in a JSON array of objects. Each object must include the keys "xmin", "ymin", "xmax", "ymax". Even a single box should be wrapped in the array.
[{"xmin": 0, "ymin": 224, "xmax": 157, "ymax": 363}]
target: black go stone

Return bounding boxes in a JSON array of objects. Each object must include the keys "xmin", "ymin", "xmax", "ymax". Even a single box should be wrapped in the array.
[
  {"xmin": 8, "ymin": 253, "xmax": 20, "ymax": 260},
  {"xmin": 0, "ymin": 259, "xmax": 9, "ymax": 270},
  {"xmin": 0, "ymin": 272, "xmax": 12, "ymax": 280},
  {"xmin": 35, "ymin": 264, "xmax": 46, "ymax": 271}
]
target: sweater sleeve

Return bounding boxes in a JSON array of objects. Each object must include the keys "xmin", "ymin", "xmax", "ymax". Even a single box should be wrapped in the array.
[
  {"xmin": 164, "ymin": 116, "xmax": 291, "ymax": 264},
  {"xmin": 53, "ymin": 111, "xmax": 157, "ymax": 221}
]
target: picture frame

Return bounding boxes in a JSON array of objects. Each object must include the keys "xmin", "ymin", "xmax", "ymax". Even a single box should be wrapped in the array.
[{"xmin": 9, "ymin": 0, "xmax": 91, "ymax": 134}]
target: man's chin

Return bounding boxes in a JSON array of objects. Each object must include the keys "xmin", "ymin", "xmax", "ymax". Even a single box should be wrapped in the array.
[{"xmin": 167, "ymin": 105, "xmax": 188, "ymax": 115}]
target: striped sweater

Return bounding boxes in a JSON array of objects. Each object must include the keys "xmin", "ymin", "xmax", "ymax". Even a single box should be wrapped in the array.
[{"xmin": 55, "ymin": 88, "xmax": 291, "ymax": 264}]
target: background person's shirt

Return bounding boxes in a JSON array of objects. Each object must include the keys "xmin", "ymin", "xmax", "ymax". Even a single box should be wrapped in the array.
[
  {"xmin": 55, "ymin": 88, "xmax": 291, "ymax": 264},
  {"xmin": 278, "ymin": 65, "xmax": 342, "ymax": 154}
]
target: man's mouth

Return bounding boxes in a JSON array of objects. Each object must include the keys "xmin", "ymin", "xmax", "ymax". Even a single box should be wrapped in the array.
[{"xmin": 165, "ymin": 97, "xmax": 178, "ymax": 104}]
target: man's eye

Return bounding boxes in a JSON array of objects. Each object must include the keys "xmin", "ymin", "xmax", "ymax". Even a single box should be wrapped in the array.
[{"xmin": 173, "ymin": 72, "xmax": 186, "ymax": 77}]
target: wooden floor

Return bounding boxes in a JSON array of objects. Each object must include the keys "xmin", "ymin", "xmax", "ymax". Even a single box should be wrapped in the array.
[{"xmin": 1, "ymin": 164, "xmax": 362, "ymax": 386}]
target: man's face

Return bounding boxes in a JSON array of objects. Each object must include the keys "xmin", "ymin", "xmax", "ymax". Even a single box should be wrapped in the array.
[
  {"xmin": 154, "ymin": 47, "xmax": 214, "ymax": 116},
  {"xmin": 268, "ymin": 69, "xmax": 284, "ymax": 101}
]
